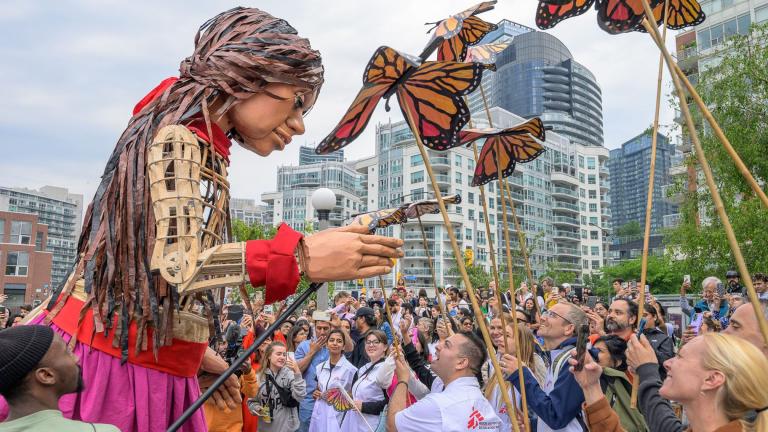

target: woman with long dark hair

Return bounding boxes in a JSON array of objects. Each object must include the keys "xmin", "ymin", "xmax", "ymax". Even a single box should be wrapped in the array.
[{"xmin": 309, "ymin": 329, "xmax": 356, "ymax": 432}]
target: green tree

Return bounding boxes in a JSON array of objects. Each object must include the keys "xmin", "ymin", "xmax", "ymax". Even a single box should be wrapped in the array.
[
  {"xmin": 449, "ymin": 263, "xmax": 492, "ymax": 290},
  {"xmin": 598, "ymin": 255, "xmax": 682, "ymax": 295},
  {"xmin": 666, "ymin": 24, "xmax": 768, "ymax": 280},
  {"xmin": 615, "ymin": 221, "xmax": 642, "ymax": 239}
]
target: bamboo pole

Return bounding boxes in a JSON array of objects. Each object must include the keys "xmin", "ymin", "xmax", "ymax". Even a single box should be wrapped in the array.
[
  {"xmin": 640, "ymin": 5, "xmax": 768, "ymax": 347},
  {"xmin": 401, "ymin": 106, "xmax": 522, "ymax": 432},
  {"xmin": 479, "ymin": 84, "xmax": 540, "ymax": 320},
  {"xmin": 495, "ymin": 142, "xmax": 531, "ymax": 432},
  {"xmin": 632, "ymin": 0, "xmax": 669, "ymax": 408},
  {"xmin": 379, "ymin": 275, "xmax": 403, "ymax": 358},
  {"xmin": 415, "ymin": 214, "xmax": 453, "ymax": 335}
]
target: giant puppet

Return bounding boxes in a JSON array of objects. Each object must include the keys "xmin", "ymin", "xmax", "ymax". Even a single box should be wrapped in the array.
[{"xmin": 0, "ymin": 8, "xmax": 403, "ymax": 432}]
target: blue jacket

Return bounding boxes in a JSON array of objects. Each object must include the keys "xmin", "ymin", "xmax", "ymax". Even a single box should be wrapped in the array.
[{"xmin": 507, "ymin": 337, "xmax": 585, "ymax": 430}]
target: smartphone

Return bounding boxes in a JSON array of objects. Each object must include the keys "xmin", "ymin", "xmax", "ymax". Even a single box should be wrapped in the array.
[
  {"xmin": 636, "ymin": 317, "xmax": 647, "ymax": 338},
  {"xmin": 683, "ymin": 275, "xmax": 691, "ymax": 284},
  {"xmin": 263, "ymin": 304, "xmax": 274, "ymax": 314},
  {"xmin": 574, "ymin": 324, "xmax": 590, "ymax": 372},
  {"xmin": 587, "ymin": 296, "xmax": 598, "ymax": 310},
  {"xmin": 716, "ymin": 282, "xmax": 725, "ymax": 297},
  {"xmin": 690, "ymin": 312, "xmax": 704, "ymax": 335},
  {"xmin": 287, "ymin": 351, "xmax": 295, "ymax": 361}
]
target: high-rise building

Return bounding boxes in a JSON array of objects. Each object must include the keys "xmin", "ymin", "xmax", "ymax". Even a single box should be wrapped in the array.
[
  {"xmin": 469, "ymin": 21, "xmax": 604, "ymax": 147},
  {"xmin": 607, "ymin": 132, "xmax": 678, "ymax": 232},
  {"xmin": 670, "ymin": 0, "xmax": 767, "ymax": 223},
  {"xmin": 261, "ymin": 161, "xmax": 366, "ymax": 233},
  {"xmin": 229, "ymin": 198, "xmax": 267, "ymax": 226},
  {"xmin": 0, "ymin": 210, "xmax": 53, "ymax": 311},
  {"xmin": 298, "ymin": 145, "xmax": 344, "ymax": 166},
  {"xmin": 0, "ymin": 186, "xmax": 83, "ymax": 286}
]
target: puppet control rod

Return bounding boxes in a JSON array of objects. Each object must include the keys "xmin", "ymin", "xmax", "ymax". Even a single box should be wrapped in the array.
[{"xmin": 167, "ymin": 282, "xmax": 325, "ymax": 432}]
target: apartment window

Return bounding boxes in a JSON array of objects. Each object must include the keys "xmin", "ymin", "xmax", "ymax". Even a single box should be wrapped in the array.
[
  {"xmin": 489, "ymin": 214, "xmax": 495, "ymax": 224},
  {"xmin": 412, "ymin": 188, "xmax": 424, "ymax": 200},
  {"xmin": 757, "ymin": 5, "xmax": 768, "ymax": 24},
  {"xmin": 455, "ymin": 172, "xmax": 463, "ymax": 184},
  {"xmin": 580, "ymin": 202, "xmax": 587, "ymax": 212},
  {"xmin": 588, "ymin": 190, "xmax": 597, "ymax": 199},
  {"xmin": 582, "ymin": 246, "xmax": 589, "ymax": 255},
  {"xmin": 479, "ymin": 212, "xmax": 485, "ymax": 223},
  {"xmin": 468, "ymin": 192, "xmax": 475, "ymax": 204},
  {"xmin": 581, "ymin": 216, "xmax": 587, "ymax": 225},
  {"xmin": 455, "ymin": 206, "xmax": 463, "ymax": 215},
  {"xmin": 591, "ymin": 246, "xmax": 600, "ymax": 255},
  {"xmin": 466, "ymin": 228, "xmax": 472, "ymax": 240},
  {"xmin": 5, "ymin": 251, "xmax": 29, "ymax": 276},
  {"xmin": 468, "ymin": 209, "xmax": 475, "ymax": 221},
  {"xmin": 580, "ymin": 188, "xmax": 586, "ymax": 198},
  {"xmin": 583, "ymin": 259, "xmax": 589, "ymax": 269},
  {"xmin": 590, "ymin": 230, "xmax": 599, "ymax": 240},
  {"xmin": 592, "ymin": 260, "xmax": 601, "ymax": 269},
  {"xmin": 411, "ymin": 170, "xmax": 424, "ymax": 184},
  {"xmin": 587, "ymin": 175, "xmax": 596, "ymax": 185},
  {"xmin": 10, "ymin": 221, "xmax": 32, "ymax": 244},
  {"xmin": 35, "ymin": 232, "xmax": 44, "ymax": 251},
  {"xmin": 0, "ymin": 219, "xmax": 4, "ymax": 239},
  {"xmin": 578, "ymin": 156, "xmax": 585, "ymax": 168},
  {"xmin": 455, "ymin": 154, "xmax": 462, "ymax": 167},
  {"xmin": 589, "ymin": 203, "xmax": 598, "ymax": 212},
  {"xmin": 579, "ymin": 173, "xmax": 585, "ymax": 183},
  {"xmin": 590, "ymin": 216, "xmax": 598, "ymax": 225},
  {"xmin": 586, "ymin": 157, "xmax": 596, "ymax": 169},
  {"xmin": 581, "ymin": 229, "xmax": 588, "ymax": 239}
]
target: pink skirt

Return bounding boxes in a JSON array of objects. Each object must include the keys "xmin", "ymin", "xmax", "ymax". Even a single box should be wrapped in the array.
[{"xmin": 0, "ymin": 314, "xmax": 207, "ymax": 432}]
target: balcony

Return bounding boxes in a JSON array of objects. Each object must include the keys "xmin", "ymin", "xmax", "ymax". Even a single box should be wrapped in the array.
[
  {"xmin": 552, "ymin": 199, "xmax": 579, "ymax": 214},
  {"xmin": 555, "ymin": 246, "xmax": 580, "ymax": 257},
  {"xmin": 554, "ymin": 260, "xmax": 582, "ymax": 271},
  {"xmin": 601, "ymin": 207, "xmax": 612, "ymax": 217},
  {"xmin": 551, "ymin": 171, "xmax": 579, "ymax": 186},
  {"xmin": 431, "ymin": 156, "xmax": 450, "ymax": 167},
  {"xmin": 599, "ymin": 166, "xmax": 609, "ymax": 178},
  {"xmin": 552, "ymin": 216, "xmax": 579, "ymax": 227},
  {"xmin": 435, "ymin": 174, "xmax": 451, "ymax": 185},
  {"xmin": 404, "ymin": 249, "xmax": 438, "ymax": 258},
  {"xmin": 553, "ymin": 230, "xmax": 580, "ymax": 241},
  {"xmin": 600, "ymin": 194, "xmax": 611, "ymax": 205},
  {"xmin": 552, "ymin": 187, "xmax": 578, "ymax": 200}
]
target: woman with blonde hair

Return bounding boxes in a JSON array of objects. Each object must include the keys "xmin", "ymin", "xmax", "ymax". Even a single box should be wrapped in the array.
[
  {"xmin": 486, "ymin": 315, "xmax": 546, "ymax": 431},
  {"xmin": 249, "ymin": 341, "xmax": 306, "ymax": 431}
]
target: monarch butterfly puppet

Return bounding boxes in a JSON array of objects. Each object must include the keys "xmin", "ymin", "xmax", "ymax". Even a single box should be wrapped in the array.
[
  {"xmin": 465, "ymin": 41, "xmax": 511, "ymax": 68},
  {"xmin": 315, "ymin": 46, "xmax": 489, "ymax": 155},
  {"xmin": 461, "ymin": 117, "xmax": 546, "ymax": 186},
  {"xmin": 535, "ymin": 0, "xmax": 704, "ymax": 34},
  {"xmin": 404, "ymin": 194, "xmax": 462, "ymax": 219},
  {"xmin": 350, "ymin": 206, "xmax": 408, "ymax": 232},
  {"xmin": 421, "ymin": 1, "xmax": 499, "ymax": 62}
]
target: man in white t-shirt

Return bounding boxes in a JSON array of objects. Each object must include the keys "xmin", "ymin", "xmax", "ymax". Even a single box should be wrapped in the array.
[{"xmin": 387, "ymin": 331, "xmax": 503, "ymax": 431}]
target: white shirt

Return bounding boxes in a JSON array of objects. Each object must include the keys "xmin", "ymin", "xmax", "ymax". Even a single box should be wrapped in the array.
[{"xmin": 395, "ymin": 376, "xmax": 502, "ymax": 432}]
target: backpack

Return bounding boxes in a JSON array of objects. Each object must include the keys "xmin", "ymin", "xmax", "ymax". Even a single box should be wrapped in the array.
[
  {"xmin": 600, "ymin": 368, "xmax": 649, "ymax": 432},
  {"xmin": 266, "ymin": 373, "xmax": 300, "ymax": 408}
]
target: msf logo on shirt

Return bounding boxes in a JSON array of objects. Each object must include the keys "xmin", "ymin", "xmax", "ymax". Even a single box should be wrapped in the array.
[
  {"xmin": 468, "ymin": 406, "xmax": 502, "ymax": 430},
  {"xmin": 467, "ymin": 407, "xmax": 485, "ymax": 429}
]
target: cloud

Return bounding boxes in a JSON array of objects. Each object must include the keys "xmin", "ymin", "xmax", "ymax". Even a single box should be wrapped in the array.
[{"xmin": 0, "ymin": 0, "xmax": 681, "ymax": 207}]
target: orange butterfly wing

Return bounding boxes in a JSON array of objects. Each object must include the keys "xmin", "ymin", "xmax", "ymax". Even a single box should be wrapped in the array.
[
  {"xmin": 315, "ymin": 47, "xmax": 411, "ymax": 154},
  {"xmin": 396, "ymin": 61, "xmax": 487, "ymax": 151},
  {"xmin": 645, "ymin": 0, "xmax": 705, "ymax": 30},
  {"xmin": 536, "ymin": 0, "xmax": 595, "ymax": 29},
  {"xmin": 469, "ymin": 118, "xmax": 546, "ymax": 186},
  {"xmin": 437, "ymin": 16, "xmax": 498, "ymax": 62}
]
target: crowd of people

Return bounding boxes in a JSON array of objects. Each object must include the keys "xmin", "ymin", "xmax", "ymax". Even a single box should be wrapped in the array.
[{"xmin": 5, "ymin": 271, "xmax": 767, "ymax": 431}]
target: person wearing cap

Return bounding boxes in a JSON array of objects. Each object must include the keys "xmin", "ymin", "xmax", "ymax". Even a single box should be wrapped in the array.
[
  {"xmin": 348, "ymin": 307, "xmax": 376, "ymax": 368},
  {"xmin": 0, "ymin": 325, "xmax": 119, "ymax": 431},
  {"xmin": 725, "ymin": 270, "xmax": 744, "ymax": 294}
]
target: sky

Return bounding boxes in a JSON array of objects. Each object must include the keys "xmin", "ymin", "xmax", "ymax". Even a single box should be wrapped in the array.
[{"xmin": 0, "ymin": 0, "xmax": 679, "ymax": 206}]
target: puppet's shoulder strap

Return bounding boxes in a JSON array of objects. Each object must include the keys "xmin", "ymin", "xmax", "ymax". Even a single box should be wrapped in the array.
[{"xmin": 147, "ymin": 125, "xmax": 204, "ymax": 286}]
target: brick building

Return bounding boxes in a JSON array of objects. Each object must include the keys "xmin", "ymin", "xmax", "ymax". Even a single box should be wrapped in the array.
[{"xmin": 0, "ymin": 211, "xmax": 53, "ymax": 312}]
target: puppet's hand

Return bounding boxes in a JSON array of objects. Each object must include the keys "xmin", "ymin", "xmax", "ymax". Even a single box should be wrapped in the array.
[{"xmin": 300, "ymin": 224, "xmax": 403, "ymax": 282}]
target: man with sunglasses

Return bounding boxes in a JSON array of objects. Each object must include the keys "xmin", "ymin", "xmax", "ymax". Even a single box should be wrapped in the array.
[{"xmin": 500, "ymin": 302, "xmax": 589, "ymax": 432}]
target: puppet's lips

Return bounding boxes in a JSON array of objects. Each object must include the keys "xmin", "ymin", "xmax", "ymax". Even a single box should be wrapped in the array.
[{"xmin": 274, "ymin": 127, "xmax": 292, "ymax": 146}]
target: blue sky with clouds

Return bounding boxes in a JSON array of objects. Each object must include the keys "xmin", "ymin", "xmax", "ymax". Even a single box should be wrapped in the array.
[{"xmin": 0, "ymin": 0, "xmax": 678, "ymax": 206}]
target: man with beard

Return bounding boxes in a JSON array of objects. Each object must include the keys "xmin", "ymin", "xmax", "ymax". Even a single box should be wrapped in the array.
[
  {"xmin": 0, "ymin": 325, "xmax": 118, "ymax": 431},
  {"xmin": 607, "ymin": 298, "xmax": 673, "ymax": 379}
]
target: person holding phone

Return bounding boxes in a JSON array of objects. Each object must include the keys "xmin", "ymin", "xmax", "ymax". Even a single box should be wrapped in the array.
[
  {"xmin": 250, "ymin": 341, "xmax": 306, "ymax": 431},
  {"xmin": 680, "ymin": 276, "xmax": 730, "ymax": 333},
  {"xmin": 340, "ymin": 330, "xmax": 392, "ymax": 432}
]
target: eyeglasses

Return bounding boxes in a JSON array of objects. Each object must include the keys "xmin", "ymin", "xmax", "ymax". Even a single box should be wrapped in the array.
[
  {"xmin": 542, "ymin": 309, "xmax": 572, "ymax": 325},
  {"xmin": 365, "ymin": 340, "xmax": 383, "ymax": 346}
]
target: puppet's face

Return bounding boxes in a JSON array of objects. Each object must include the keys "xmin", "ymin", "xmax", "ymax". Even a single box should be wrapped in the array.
[{"xmin": 226, "ymin": 82, "xmax": 316, "ymax": 156}]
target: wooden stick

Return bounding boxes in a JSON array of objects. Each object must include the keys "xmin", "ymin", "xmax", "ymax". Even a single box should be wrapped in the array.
[
  {"xmin": 632, "ymin": 0, "xmax": 670, "ymax": 409},
  {"xmin": 480, "ymin": 84, "xmax": 540, "ymax": 320},
  {"xmin": 379, "ymin": 275, "xmax": 403, "ymax": 359},
  {"xmin": 402, "ymin": 106, "xmax": 522, "ymax": 432},
  {"xmin": 415, "ymin": 214, "xmax": 453, "ymax": 335},
  {"xmin": 480, "ymin": 84, "xmax": 531, "ymax": 432},
  {"xmin": 640, "ymin": 6, "xmax": 768, "ymax": 347}
]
